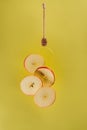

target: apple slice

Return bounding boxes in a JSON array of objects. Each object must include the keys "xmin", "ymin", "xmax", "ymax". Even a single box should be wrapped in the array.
[
  {"xmin": 34, "ymin": 67, "xmax": 55, "ymax": 87},
  {"xmin": 20, "ymin": 76, "xmax": 42, "ymax": 95},
  {"xmin": 24, "ymin": 54, "xmax": 44, "ymax": 73},
  {"xmin": 34, "ymin": 87, "xmax": 56, "ymax": 107}
]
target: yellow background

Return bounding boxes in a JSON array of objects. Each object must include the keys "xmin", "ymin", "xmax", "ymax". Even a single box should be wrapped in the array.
[{"xmin": 0, "ymin": 0, "xmax": 87, "ymax": 130}]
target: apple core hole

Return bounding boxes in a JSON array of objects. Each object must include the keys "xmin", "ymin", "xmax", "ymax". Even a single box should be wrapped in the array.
[
  {"xmin": 30, "ymin": 83, "xmax": 34, "ymax": 88},
  {"xmin": 32, "ymin": 62, "xmax": 37, "ymax": 66},
  {"xmin": 43, "ymin": 95, "xmax": 47, "ymax": 99}
]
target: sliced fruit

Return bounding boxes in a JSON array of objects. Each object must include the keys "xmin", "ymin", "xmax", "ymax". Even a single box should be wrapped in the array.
[
  {"xmin": 24, "ymin": 54, "xmax": 44, "ymax": 73},
  {"xmin": 34, "ymin": 67, "xmax": 55, "ymax": 87},
  {"xmin": 34, "ymin": 87, "xmax": 56, "ymax": 107},
  {"xmin": 20, "ymin": 76, "xmax": 42, "ymax": 95}
]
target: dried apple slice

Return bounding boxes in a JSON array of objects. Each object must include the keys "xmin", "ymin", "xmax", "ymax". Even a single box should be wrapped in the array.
[
  {"xmin": 24, "ymin": 54, "xmax": 44, "ymax": 73},
  {"xmin": 34, "ymin": 87, "xmax": 56, "ymax": 107},
  {"xmin": 34, "ymin": 67, "xmax": 55, "ymax": 87},
  {"xmin": 20, "ymin": 76, "xmax": 42, "ymax": 95}
]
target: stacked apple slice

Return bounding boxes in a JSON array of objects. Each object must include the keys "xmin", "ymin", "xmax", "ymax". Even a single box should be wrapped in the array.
[
  {"xmin": 20, "ymin": 54, "xmax": 56, "ymax": 107},
  {"xmin": 34, "ymin": 67, "xmax": 55, "ymax": 87}
]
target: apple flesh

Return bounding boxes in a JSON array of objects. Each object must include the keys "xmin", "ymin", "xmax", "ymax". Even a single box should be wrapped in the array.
[
  {"xmin": 20, "ymin": 76, "xmax": 42, "ymax": 95},
  {"xmin": 24, "ymin": 54, "xmax": 44, "ymax": 73},
  {"xmin": 34, "ymin": 87, "xmax": 56, "ymax": 107},
  {"xmin": 34, "ymin": 67, "xmax": 55, "ymax": 87}
]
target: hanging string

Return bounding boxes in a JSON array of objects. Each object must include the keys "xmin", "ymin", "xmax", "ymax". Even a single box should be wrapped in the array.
[
  {"xmin": 43, "ymin": 3, "xmax": 45, "ymax": 38},
  {"xmin": 41, "ymin": 3, "xmax": 47, "ymax": 46}
]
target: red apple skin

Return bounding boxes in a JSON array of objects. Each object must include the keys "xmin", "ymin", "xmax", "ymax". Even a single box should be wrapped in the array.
[
  {"xmin": 24, "ymin": 54, "xmax": 35, "ymax": 71},
  {"xmin": 34, "ymin": 66, "xmax": 55, "ymax": 86}
]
